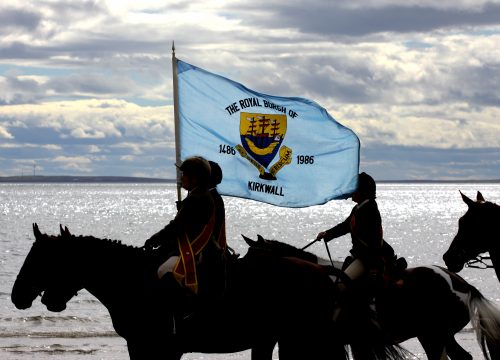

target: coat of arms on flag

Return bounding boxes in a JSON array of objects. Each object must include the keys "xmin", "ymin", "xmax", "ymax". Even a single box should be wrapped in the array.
[{"xmin": 235, "ymin": 112, "xmax": 291, "ymax": 180}]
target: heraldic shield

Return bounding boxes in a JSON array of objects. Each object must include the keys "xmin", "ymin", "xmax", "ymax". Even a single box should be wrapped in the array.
[{"xmin": 239, "ymin": 112, "xmax": 287, "ymax": 172}]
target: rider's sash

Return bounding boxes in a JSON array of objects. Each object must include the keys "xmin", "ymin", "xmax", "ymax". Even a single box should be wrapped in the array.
[{"xmin": 173, "ymin": 212, "xmax": 215, "ymax": 294}]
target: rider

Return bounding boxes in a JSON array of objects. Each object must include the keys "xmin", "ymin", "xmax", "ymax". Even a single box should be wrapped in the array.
[
  {"xmin": 145, "ymin": 156, "xmax": 216, "ymax": 298},
  {"xmin": 316, "ymin": 172, "xmax": 396, "ymax": 296}
]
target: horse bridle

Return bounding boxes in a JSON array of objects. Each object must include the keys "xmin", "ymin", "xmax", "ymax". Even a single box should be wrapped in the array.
[
  {"xmin": 450, "ymin": 235, "xmax": 492, "ymax": 270},
  {"xmin": 466, "ymin": 254, "xmax": 493, "ymax": 269}
]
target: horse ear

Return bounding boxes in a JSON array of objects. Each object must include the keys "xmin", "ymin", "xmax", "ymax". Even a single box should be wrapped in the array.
[
  {"xmin": 241, "ymin": 234, "xmax": 256, "ymax": 246},
  {"xmin": 476, "ymin": 191, "xmax": 485, "ymax": 203},
  {"xmin": 257, "ymin": 234, "xmax": 265, "ymax": 243},
  {"xmin": 33, "ymin": 223, "xmax": 41, "ymax": 241},
  {"xmin": 460, "ymin": 191, "xmax": 474, "ymax": 207},
  {"xmin": 60, "ymin": 225, "xmax": 71, "ymax": 238},
  {"xmin": 59, "ymin": 224, "xmax": 64, "ymax": 236}
]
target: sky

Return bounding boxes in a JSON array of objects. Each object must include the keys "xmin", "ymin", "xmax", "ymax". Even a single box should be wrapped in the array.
[{"xmin": 0, "ymin": 0, "xmax": 499, "ymax": 181}]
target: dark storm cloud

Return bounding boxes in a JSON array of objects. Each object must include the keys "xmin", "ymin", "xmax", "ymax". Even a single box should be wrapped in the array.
[
  {"xmin": 292, "ymin": 58, "xmax": 381, "ymax": 103},
  {"xmin": 0, "ymin": 38, "xmax": 169, "ymax": 62},
  {"xmin": 0, "ymin": 8, "xmax": 41, "ymax": 33},
  {"xmin": 0, "ymin": 75, "xmax": 44, "ymax": 104},
  {"xmin": 451, "ymin": 63, "xmax": 500, "ymax": 107},
  {"xmin": 44, "ymin": 0, "xmax": 106, "ymax": 19},
  {"xmin": 0, "ymin": 42, "xmax": 44, "ymax": 60},
  {"xmin": 362, "ymin": 145, "xmax": 500, "ymax": 180},
  {"xmin": 239, "ymin": 2, "xmax": 500, "ymax": 36},
  {"xmin": 47, "ymin": 74, "xmax": 136, "ymax": 96},
  {"xmin": 7, "ymin": 125, "xmax": 122, "ymax": 146},
  {"xmin": 5, "ymin": 75, "xmax": 42, "ymax": 93},
  {"xmin": 0, "ymin": 73, "xmax": 139, "ymax": 105},
  {"xmin": 8, "ymin": 126, "xmax": 62, "ymax": 144}
]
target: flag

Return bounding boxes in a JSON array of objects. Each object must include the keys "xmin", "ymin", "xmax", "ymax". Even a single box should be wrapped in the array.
[{"xmin": 175, "ymin": 59, "xmax": 359, "ymax": 207}]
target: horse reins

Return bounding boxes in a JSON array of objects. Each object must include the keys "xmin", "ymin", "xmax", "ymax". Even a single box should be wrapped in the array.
[{"xmin": 466, "ymin": 255, "xmax": 493, "ymax": 269}]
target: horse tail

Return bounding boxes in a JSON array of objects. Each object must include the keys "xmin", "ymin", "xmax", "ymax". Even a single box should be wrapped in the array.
[{"xmin": 468, "ymin": 285, "xmax": 500, "ymax": 360}]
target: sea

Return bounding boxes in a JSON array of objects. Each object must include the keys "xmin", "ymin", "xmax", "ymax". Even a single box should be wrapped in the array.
[{"xmin": 1, "ymin": 182, "xmax": 499, "ymax": 359}]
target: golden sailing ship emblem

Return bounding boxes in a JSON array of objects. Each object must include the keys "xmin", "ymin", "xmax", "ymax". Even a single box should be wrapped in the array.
[{"xmin": 235, "ymin": 112, "xmax": 292, "ymax": 180}]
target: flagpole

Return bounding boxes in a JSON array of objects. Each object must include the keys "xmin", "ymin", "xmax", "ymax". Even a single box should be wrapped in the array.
[{"xmin": 172, "ymin": 41, "xmax": 182, "ymax": 202}]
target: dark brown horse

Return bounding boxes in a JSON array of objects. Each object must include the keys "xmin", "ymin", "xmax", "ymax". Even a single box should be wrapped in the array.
[
  {"xmin": 443, "ymin": 191, "xmax": 500, "ymax": 282},
  {"xmin": 11, "ymin": 224, "xmax": 405, "ymax": 360},
  {"xmin": 242, "ymin": 234, "xmax": 500, "ymax": 360}
]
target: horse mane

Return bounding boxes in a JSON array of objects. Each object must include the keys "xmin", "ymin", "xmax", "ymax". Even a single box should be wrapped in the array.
[
  {"xmin": 58, "ymin": 232, "xmax": 146, "ymax": 265},
  {"xmin": 484, "ymin": 201, "xmax": 500, "ymax": 210},
  {"xmin": 68, "ymin": 233, "xmax": 137, "ymax": 248}
]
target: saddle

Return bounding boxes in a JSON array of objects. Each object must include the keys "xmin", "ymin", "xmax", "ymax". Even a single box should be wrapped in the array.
[{"xmin": 340, "ymin": 254, "xmax": 408, "ymax": 300}]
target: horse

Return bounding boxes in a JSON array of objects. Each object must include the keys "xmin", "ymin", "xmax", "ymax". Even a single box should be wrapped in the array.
[
  {"xmin": 241, "ymin": 234, "xmax": 500, "ymax": 360},
  {"xmin": 443, "ymin": 191, "xmax": 500, "ymax": 282},
  {"xmin": 11, "ymin": 224, "xmax": 406, "ymax": 360}
]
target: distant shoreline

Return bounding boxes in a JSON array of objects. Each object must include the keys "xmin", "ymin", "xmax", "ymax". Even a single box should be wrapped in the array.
[
  {"xmin": 378, "ymin": 179, "xmax": 500, "ymax": 184},
  {"xmin": 0, "ymin": 176, "xmax": 175, "ymax": 183},
  {"xmin": 0, "ymin": 175, "xmax": 498, "ymax": 184}
]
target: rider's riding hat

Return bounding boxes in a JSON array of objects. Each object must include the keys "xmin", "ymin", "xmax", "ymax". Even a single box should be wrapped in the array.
[
  {"xmin": 358, "ymin": 172, "xmax": 376, "ymax": 199},
  {"xmin": 208, "ymin": 161, "xmax": 223, "ymax": 187},
  {"xmin": 178, "ymin": 156, "xmax": 211, "ymax": 186}
]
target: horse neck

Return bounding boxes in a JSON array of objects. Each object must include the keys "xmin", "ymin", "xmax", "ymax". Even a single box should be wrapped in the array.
[
  {"xmin": 485, "ymin": 204, "xmax": 500, "ymax": 250},
  {"xmin": 481, "ymin": 204, "xmax": 500, "ymax": 278},
  {"xmin": 69, "ymin": 236, "xmax": 146, "ymax": 308}
]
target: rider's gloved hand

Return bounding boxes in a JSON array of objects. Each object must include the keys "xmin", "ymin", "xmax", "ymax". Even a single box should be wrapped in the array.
[{"xmin": 316, "ymin": 231, "xmax": 327, "ymax": 240}]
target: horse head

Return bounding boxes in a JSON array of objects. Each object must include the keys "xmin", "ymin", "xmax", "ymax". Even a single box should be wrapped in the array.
[
  {"xmin": 242, "ymin": 234, "xmax": 320, "ymax": 264},
  {"xmin": 443, "ymin": 191, "xmax": 496, "ymax": 272},
  {"xmin": 11, "ymin": 223, "xmax": 83, "ymax": 312}
]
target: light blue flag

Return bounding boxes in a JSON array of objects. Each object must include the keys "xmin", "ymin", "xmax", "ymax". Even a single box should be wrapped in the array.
[{"xmin": 176, "ymin": 59, "xmax": 359, "ymax": 207}]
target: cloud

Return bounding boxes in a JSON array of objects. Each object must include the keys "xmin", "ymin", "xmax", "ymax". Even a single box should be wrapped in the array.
[
  {"xmin": 52, "ymin": 155, "xmax": 92, "ymax": 172},
  {"xmin": 0, "ymin": 125, "xmax": 13, "ymax": 138},
  {"xmin": 0, "ymin": 98, "xmax": 174, "ymax": 138},
  {"xmin": 233, "ymin": 1, "xmax": 500, "ymax": 36},
  {"xmin": 0, "ymin": 0, "xmax": 498, "ymax": 179},
  {"xmin": 0, "ymin": 98, "xmax": 176, "ymax": 176},
  {"xmin": 0, "ymin": 7, "xmax": 41, "ymax": 34},
  {"xmin": 361, "ymin": 145, "xmax": 500, "ymax": 180}
]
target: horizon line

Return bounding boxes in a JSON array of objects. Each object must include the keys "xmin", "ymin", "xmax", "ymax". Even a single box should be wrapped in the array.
[{"xmin": 0, "ymin": 175, "xmax": 499, "ymax": 184}]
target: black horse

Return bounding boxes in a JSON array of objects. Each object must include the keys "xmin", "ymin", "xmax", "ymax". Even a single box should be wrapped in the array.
[
  {"xmin": 443, "ymin": 191, "xmax": 500, "ymax": 282},
  {"xmin": 11, "ymin": 224, "xmax": 405, "ymax": 360},
  {"xmin": 242, "ymin": 234, "xmax": 500, "ymax": 360}
]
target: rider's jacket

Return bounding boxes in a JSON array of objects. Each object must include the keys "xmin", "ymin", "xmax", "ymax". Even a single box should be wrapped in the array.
[
  {"xmin": 324, "ymin": 199, "xmax": 392, "ymax": 266},
  {"xmin": 149, "ymin": 186, "xmax": 216, "ymax": 293},
  {"xmin": 149, "ymin": 186, "xmax": 229, "ymax": 295},
  {"xmin": 153, "ymin": 186, "xmax": 215, "ymax": 247}
]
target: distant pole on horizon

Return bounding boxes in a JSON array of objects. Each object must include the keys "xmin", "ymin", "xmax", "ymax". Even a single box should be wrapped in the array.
[{"xmin": 33, "ymin": 162, "xmax": 36, "ymax": 176}]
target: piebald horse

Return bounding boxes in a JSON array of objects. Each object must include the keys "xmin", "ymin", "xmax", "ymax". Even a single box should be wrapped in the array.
[{"xmin": 242, "ymin": 234, "xmax": 500, "ymax": 360}]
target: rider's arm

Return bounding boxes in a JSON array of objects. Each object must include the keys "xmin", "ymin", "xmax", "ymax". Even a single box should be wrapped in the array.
[{"xmin": 322, "ymin": 215, "xmax": 351, "ymax": 243}]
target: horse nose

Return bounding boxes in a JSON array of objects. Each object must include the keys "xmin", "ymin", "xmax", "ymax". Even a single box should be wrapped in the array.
[
  {"xmin": 443, "ymin": 252, "xmax": 463, "ymax": 272},
  {"xmin": 41, "ymin": 293, "xmax": 67, "ymax": 312},
  {"xmin": 11, "ymin": 292, "xmax": 33, "ymax": 310}
]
